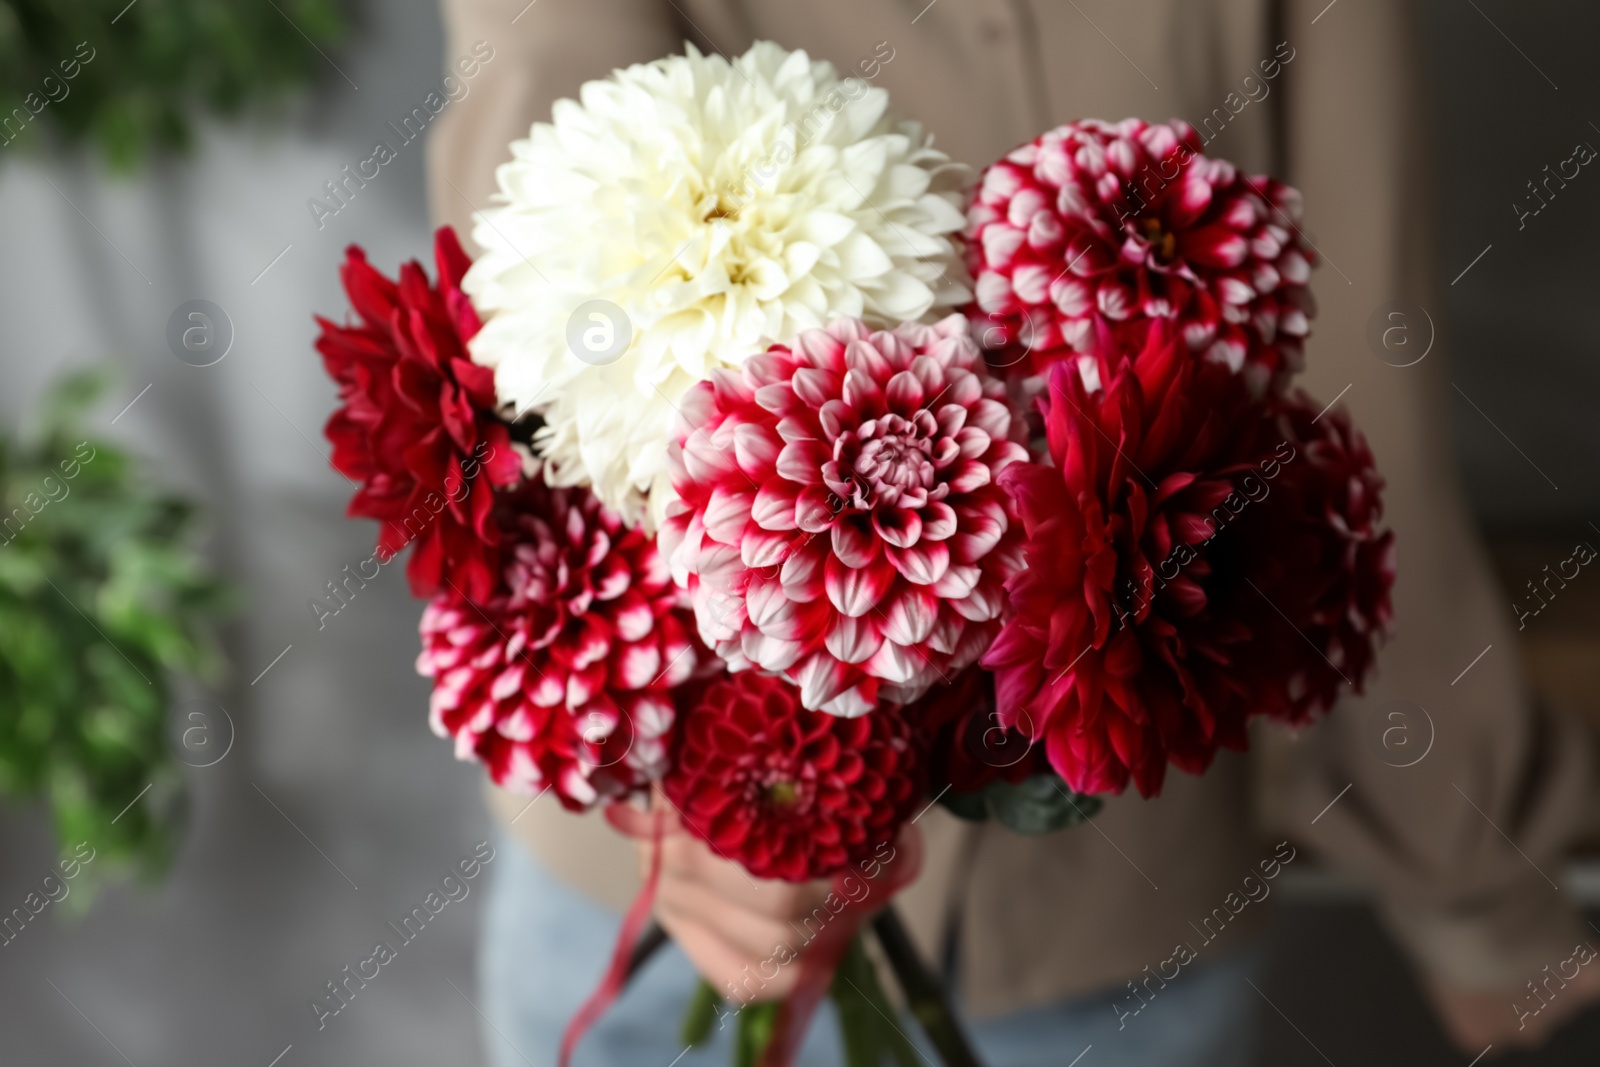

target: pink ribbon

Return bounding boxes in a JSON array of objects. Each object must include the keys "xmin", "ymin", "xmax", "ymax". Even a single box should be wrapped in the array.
[{"xmin": 558, "ymin": 806, "xmax": 666, "ymax": 1067}]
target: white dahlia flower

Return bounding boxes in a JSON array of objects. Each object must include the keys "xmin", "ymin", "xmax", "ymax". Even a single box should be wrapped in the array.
[{"xmin": 463, "ymin": 40, "xmax": 969, "ymax": 530}]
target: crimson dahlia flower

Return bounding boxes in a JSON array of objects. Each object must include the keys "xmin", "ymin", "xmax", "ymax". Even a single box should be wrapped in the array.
[
  {"xmin": 662, "ymin": 670, "xmax": 922, "ymax": 881},
  {"xmin": 1244, "ymin": 393, "xmax": 1396, "ymax": 724},
  {"xmin": 982, "ymin": 325, "xmax": 1391, "ymax": 796},
  {"xmin": 318, "ymin": 226, "xmax": 521, "ymax": 602}
]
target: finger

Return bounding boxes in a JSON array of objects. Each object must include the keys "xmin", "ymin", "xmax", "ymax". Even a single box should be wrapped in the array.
[
  {"xmin": 888, "ymin": 822, "xmax": 926, "ymax": 885},
  {"xmin": 634, "ymin": 836, "xmax": 656, "ymax": 882},
  {"xmin": 657, "ymin": 913, "xmax": 801, "ymax": 1001},
  {"xmin": 606, "ymin": 800, "xmax": 658, "ymax": 840},
  {"xmin": 655, "ymin": 879, "xmax": 814, "ymax": 962},
  {"xmin": 658, "ymin": 834, "xmax": 828, "ymax": 915},
  {"xmin": 659, "ymin": 876, "xmax": 876, "ymax": 966},
  {"xmin": 672, "ymin": 820, "xmax": 921, "ymax": 903}
]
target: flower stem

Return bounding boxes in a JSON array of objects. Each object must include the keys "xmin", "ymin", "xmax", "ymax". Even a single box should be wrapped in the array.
[
  {"xmin": 870, "ymin": 906, "xmax": 985, "ymax": 1067},
  {"xmin": 624, "ymin": 918, "xmax": 670, "ymax": 981},
  {"xmin": 681, "ymin": 978, "xmax": 723, "ymax": 1046},
  {"xmin": 832, "ymin": 936, "xmax": 921, "ymax": 1067},
  {"xmin": 735, "ymin": 1000, "xmax": 782, "ymax": 1067}
]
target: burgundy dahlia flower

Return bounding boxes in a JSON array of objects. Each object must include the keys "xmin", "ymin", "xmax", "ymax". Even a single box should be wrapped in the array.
[
  {"xmin": 659, "ymin": 316, "xmax": 1028, "ymax": 717},
  {"xmin": 662, "ymin": 670, "xmax": 923, "ymax": 881},
  {"xmin": 967, "ymin": 119, "xmax": 1315, "ymax": 392},
  {"xmin": 1242, "ymin": 393, "xmax": 1396, "ymax": 724},
  {"xmin": 904, "ymin": 668, "xmax": 1050, "ymax": 796},
  {"xmin": 318, "ymin": 226, "xmax": 521, "ymax": 603},
  {"xmin": 416, "ymin": 482, "xmax": 701, "ymax": 811},
  {"xmin": 982, "ymin": 324, "xmax": 1391, "ymax": 797}
]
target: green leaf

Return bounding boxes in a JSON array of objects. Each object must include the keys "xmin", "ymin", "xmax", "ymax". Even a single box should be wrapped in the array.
[
  {"xmin": 0, "ymin": 366, "xmax": 229, "ymax": 889},
  {"xmin": 937, "ymin": 774, "xmax": 1104, "ymax": 835},
  {"xmin": 41, "ymin": 370, "xmax": 110, "ymax": 436},
  {"xmin": 0, "ymin": 0, "xmax": 348, "ymax": 172},
  {"xmin": 936, "ymin": 786, "xmax": 991, "ymax": 823},
  {"xmin": 0, "ymin": 547, "xmax": 48, "ymax": 594},
  {"xmin": 986, "ymin": 775, "xmax": 1101, "ymax": 834}
]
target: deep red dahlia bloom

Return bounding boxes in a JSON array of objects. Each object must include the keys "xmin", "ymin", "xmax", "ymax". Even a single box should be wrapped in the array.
[
  {"xmin": 967, "ymin": 119, "xmax": 1315, "ymax": 391},
  {"xmin": 982, "ymin": 325, "xmax": 1390, "ymax": 797},
  {"xmin": 904, "ymin": 669, "xmax": 1049, "ymax": 795},
  {"xmin": 1242, "ymin": 394, "xmax": 1396, "ymax": 724},
  {"xmin": 318, "ymin": 226, "xmax": 521, "ymax": 602},
  {"xmin": 416, "ymin": 482, "xmax": 701, "ymax": 811},
  {"xmin": 662, "ymin": 670, "xmax": 923, "ymax": 881},
  {"xmin": 659, "ymin": 316, "xmax": 1028, "ymax": 717}
]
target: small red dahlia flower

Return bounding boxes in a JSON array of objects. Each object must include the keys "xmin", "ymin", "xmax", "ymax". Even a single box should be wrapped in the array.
[
  {"xmin": 904, "ymin": 669, "xmax": 1050, "ymax": 795},
  {"xmin": 662, "ymin": 670, "xmax": 923, "ymax": 881},
  {"xmin": 416, "ymin": 482, "xmax": 701, "ymax": 811},
  {"xmin": 318, "ymin": 226, "xmax": 521, "ymax": 603},
  {"xmin": 659, "ymin": 316, "xmax": 1028, "ymax": 717},
  {"xmin": 967, "ymin": 119, "xmax": 1315, "ymax": 391},
  {"xmin": 982, "ymin": 324, "xmax": 1390, "ymax": 797}
]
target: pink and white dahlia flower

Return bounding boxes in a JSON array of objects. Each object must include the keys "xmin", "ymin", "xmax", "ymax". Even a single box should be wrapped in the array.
[
  {"xmin": 416, "ymin": 482, "xmax": 701, "ymax": 810},
  {"xmin": 659, "ymin": 315, "xmax": 1027, "ymax": 717},
  {"xmin": 967, "ymin": 119, "xmax": 1315, "ymax": 391}
]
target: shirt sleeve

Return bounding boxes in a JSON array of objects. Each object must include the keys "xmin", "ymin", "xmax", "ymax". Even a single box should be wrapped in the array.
[
  {"xmin": 1258, "ymin": 0, "xmax": 1598, "ymax": 989},
  {"xmin": 425, "ymin": 0, "xmax": 684, "ymax": 242}
]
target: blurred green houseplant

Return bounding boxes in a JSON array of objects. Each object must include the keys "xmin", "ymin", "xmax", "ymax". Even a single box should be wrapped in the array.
[
  {"xmin": 0, "ymin": 0, "xmax": 346, "ymax": 171},
  {"xmin": 0, "ymin": 372, "xmax": 228, "ymax": 886}
]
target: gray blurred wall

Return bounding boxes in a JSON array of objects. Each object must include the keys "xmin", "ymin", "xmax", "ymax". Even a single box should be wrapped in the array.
[
  {"xmin": 1422, "ymin": 0, "xmax": 1600, "ymax": 526},
  {"xmin": 0, "ymin": 2, "xmax": 498, "ymax": 1064}
]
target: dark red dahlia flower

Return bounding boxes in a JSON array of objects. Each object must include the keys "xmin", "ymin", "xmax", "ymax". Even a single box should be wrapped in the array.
[
  {"xmin": 416, "ymin": 481, "xmax": 701, "ymax": 811},
  {"xmin": 318, "ymin": 226, "xmax": 521, "ymax": 602},
  {"xmin": 903, "ymin": 669, "xmax": 1049, "ymax": 795},
  {"xmin": 662, "ymin": 670, "xmax": 923, "ymax": 881},
  {"xmin": 1240, "ymin": 393, "xmax": 1396, "ymax": 724},
  {"xmin": 659, "ymin": 316, "xmax": 1028, "ymax": 717},
  {"xmin": 967, "ymin": 119, "xmax": 1315, "ymax": 392},
  {"xmin": 982, "ymin": 324, "xmax": 1391, "ymax": 797}
]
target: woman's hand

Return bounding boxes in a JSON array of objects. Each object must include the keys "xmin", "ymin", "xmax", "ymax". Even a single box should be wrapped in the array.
[
  {"xmin": 644, "ymin": 830, "xmax": 830, "ymax": 1001},
  {"xmin": 635, "ymin": 819, "xmax": 923, "ymax": 1003},
  {"xmin": 1425, "ymin": 958, "xmax": 1600, "ymax": 1055}
]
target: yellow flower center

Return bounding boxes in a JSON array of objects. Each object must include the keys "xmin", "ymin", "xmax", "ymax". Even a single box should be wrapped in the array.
[
  {"xmin": 767, "ymin": 780, "xmax": 800, "ymax": 807},
  {"xmin": 1139, "ymin": 218, "xmax": 1178, "ymax": 264}
]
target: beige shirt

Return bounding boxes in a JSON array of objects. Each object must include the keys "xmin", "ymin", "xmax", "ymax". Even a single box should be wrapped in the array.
[{"xmin": 429, "ymin": 0, "xmax": 1596, "ymax": 1016}]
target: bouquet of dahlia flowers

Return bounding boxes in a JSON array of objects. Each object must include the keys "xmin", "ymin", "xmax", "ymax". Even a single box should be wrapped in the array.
[{"xmin": 313, "ymin": 41, "xmax": 1393, "ymax": 1067}]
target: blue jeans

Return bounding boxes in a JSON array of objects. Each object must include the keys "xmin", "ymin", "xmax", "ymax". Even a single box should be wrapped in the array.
[{"xmin": 478, "ymin": 832, "xmax": 1262, "ymax": 1067}]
